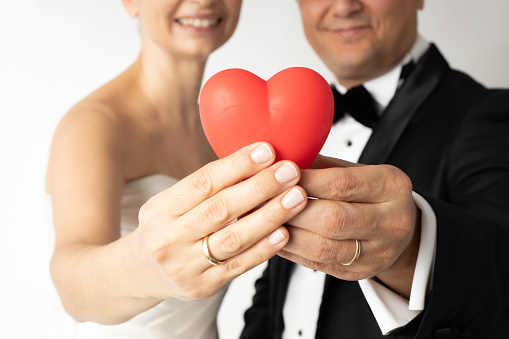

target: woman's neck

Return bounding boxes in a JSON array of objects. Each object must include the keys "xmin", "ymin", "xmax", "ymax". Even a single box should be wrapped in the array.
[{"xmin": 131, "ymin": 43, "xmax": 208, "ymax": 131}]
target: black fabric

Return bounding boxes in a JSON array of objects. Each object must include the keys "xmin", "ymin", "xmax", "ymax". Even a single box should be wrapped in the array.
[
  {"xmin": 332, "ymin": 61, "xmax": 415, "ymax": 128},
  {"xmin": 332, "ymin": 85, "xmax": 379, "ymax": 128},
  {"xmin": 241, "ymin": 44, "xmax": 509, "ymax": 339},
  {"xmin": 399, "ymin": 60, "xmax": 416, "ymax": 83},
  {"xmin": 315, "ymin": 278, "xmax": 391, "ymax": 338}
]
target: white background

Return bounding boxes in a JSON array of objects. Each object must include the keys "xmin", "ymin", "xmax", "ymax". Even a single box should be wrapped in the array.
[{"xmin": 1, "ymin": 0, "xmax": 508, "ymax": 338}]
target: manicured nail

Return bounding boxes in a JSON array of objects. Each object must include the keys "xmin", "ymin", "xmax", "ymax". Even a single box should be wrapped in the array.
[
  {"xmin": 282, "ymin": 187, "xmax": 305, "ymax": 209},
  {"xmin": 251, "ymin": 144, "xmax": 273, "ymax": 163},
  {"xmin": 275, "ymin": 163, "xmax": 298, "ymax": 183},
  {"xmin": 268, "ymin": 229, "xmax": 286, "ymax": 245}
]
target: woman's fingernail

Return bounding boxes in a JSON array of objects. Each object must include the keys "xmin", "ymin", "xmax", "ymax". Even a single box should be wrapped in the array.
[
  {"xmin": 275, "ymin": 163, "xmax": 298, "ymax": 183},
  {"xmin": 282, "ymin": 187, "xmax": 305, "ymax": 209},
  {"xmin": 251, "ymin": 144, "xmax": 273, "ymax": 164},
  {"xmin": 268, "ymin": 229, "xmax": 286, "ymax": 245}
]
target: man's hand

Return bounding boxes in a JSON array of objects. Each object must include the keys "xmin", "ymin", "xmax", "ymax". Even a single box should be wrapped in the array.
[{"xmin": 280, "ymin": 155, "xmax": 421, "ymax": 298}]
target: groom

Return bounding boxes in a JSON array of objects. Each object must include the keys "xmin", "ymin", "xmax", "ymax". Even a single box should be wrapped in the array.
[{"xmin": 242, "ymin": 0, "xmax": 509, "ymax": 338}]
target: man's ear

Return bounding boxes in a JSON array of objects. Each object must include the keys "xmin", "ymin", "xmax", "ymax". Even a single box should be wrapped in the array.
[
  {"xmin": 120, "ymin": 0, "xmax": 139, "ymax": 18},
  {"xmin": 417, "ymin": 0, "xmax": 424, "ymax": 10}
]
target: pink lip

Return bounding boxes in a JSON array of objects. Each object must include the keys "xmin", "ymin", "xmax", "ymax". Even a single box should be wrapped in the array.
[
  {"xmin": 332, "ymin": 25, "xmax": 369, "ymax": 38},
  {"xmin": 176, "ymin": 13, "xmax": 220, "ymax": 20}
]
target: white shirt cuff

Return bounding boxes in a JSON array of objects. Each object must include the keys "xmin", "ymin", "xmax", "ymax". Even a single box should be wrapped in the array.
[{"xmin": 358, "ymin": 191, "xmax": 437, "ymax": 335}]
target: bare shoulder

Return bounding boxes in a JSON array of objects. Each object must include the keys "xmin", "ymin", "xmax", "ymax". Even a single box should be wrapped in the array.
[
  {"xmin": 52, "ymin": 68, "xmax": 139, "ymax": 147},
  {"xmin": 56, "ymin": 97, "xmax": 125, "ymax": 145},
  {"xmin": 46, "ymin": 87, "xmax": 130, "ymax": 194},
  {"xmin": 45, "ymin": 71, "xmax": 148, "ymax": 245},
  {"xmin": 53, "ymin": 95, "xmax": 127, "ymax": 153}
]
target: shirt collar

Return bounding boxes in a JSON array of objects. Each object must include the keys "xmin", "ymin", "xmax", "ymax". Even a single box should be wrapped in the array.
[{"xmin": 332, "ymin": 35, "xmax": 430, "ymax": 112}]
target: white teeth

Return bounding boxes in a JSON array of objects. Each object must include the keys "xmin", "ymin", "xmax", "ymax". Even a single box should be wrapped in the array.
[{"xmin": 177, "ymin": 18, "xmax": 219, "ymax": 28}]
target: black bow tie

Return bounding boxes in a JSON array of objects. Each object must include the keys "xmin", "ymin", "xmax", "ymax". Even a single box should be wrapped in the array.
[
  {"xmin": 332, "ymin": 61, "xmax": 415, "ymax": 128},
  {"xmin": 332, "ymin": 85, "xmax": 379, "ymax": 128}
]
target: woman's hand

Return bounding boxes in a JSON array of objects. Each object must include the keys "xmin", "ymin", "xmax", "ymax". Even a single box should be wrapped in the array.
[{"xmin": 131, "ymin": 142, "xmax": 308, "ymax": 301}]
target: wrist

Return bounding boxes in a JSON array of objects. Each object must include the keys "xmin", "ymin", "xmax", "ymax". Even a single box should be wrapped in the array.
[{"xmin": 123, "ymin": 229, "xmax": 166, "ymax": 301}]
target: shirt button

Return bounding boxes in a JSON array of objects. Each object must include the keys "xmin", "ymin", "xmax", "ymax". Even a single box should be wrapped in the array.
[
  {"xmin": 298, "ymin": 329, "xmax": 303, "ymax": 336},
  {"xmin": 346, "ymin": 140, "xmax": 353, "ymax": 147}
]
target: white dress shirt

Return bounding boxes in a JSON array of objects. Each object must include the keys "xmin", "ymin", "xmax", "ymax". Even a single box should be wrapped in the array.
[{"xmin": 282, "ymin": 35, "xmax": 437, "ymax": 338}]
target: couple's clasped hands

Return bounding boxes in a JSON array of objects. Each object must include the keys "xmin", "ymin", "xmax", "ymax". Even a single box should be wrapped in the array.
[{"xmin": 132, "ymin": 142, "xmax": 420, "ymax": 302}]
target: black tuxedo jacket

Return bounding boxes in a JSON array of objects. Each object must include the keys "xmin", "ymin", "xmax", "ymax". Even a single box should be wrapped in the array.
[{"xmin": 240, "ymin": 45, "xmax": 509, "ymax": 338}]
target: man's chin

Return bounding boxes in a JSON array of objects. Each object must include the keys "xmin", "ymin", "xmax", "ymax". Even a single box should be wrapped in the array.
[{"xmin": 328, "ymin": 57, "xmax": 376, "ymax": 82}]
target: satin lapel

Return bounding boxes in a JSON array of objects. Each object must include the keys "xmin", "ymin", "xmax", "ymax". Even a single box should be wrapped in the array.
[{"xmin": 358, "ymin": 44, "xmax": 450, "ymax": 165}]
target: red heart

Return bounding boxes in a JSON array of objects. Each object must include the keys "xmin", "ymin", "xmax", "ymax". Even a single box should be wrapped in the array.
[{"xmin": 199, "ymin": 67, "xmax": 334, "ymax": 169}]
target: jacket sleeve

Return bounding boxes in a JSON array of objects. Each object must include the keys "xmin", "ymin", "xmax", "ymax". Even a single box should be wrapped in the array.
[{"xmin": 413, "ymin": 90, "xmax": 509, "ymax": 338}]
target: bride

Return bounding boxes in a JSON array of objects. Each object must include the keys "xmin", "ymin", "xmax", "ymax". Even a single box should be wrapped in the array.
[{"xmin": 45, "ymin": 0, "xmax": 307, "ymax": 337}]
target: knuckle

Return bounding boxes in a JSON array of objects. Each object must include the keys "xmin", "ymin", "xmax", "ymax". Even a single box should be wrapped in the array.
[
  {"xmin": 396, "ymin": 175, "xmax": 412, "ymax": 195},
  {"xmin": 137, "ymin": 206, "xmax": 151, "ymax": 228},
  {"xmin": 378, "ymin": 246, "xmax": 398, "ymax": 265},
  {"xmin": 321, "ymin": 204, "xmax": 348, "ymax": 238},
  {"xmin": 398, "ymin": 211, "xmax": 414, "ymax": 232},
  {"xmin": 251, "ymin": 245, "xmax": 267, "ymax": 264},
  {"xmin": 383, "ymin": 165, "xmax": 413, "ymax": 195},
  {"xmin": 394, "ymin": 215, "xmax": 414, "ymax": 242},
  {"xmin": 250, "ymin": 175, "xmax": 267, "ymax": 198},
  {"xmin": 229, "ymin": 154, "xmax": 249, "ymax": 173},
  {"xmin": 311, "ymin": 237, "xmax": 335, "ymax": 263},
  {"xmin": 219, "ymin": 228, "xmax": 244, "ymax": 254},
  {"xmin": 384, "ymin": 208, "xmax": 414, "ymax": 241},
  {"xmin": 202, "ymin": 196, "xmax": 233, "ymax": 225},
  {"xmin": 138, "ymin": 196, "xmax": 159, "ymax": 226},
  {"xmin": 259, "ymin": 202, "xmax": 281, "ymax": 226},
  {"xmin": 329, "ymin": 171, "xmax": 356, "ymax": 200},
  {"xmin": 366, "ymin": 240, "xmax": 395, "ymax": 268},
  {"xmin": 145, "ymin": 239, "xmax": 170, "ymax": 264},
  {"xmin": 225, "ymin": 255, "xmax": 247, "ymax": 277},
  {"xmin": 190, "ymin": 168, "xmax": 214, "ymax": 197}
]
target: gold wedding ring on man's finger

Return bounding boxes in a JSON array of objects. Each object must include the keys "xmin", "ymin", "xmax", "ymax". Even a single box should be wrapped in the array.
[
  {"xmin": 341, "ymin": 239, "xmax": 361, "ymax": 266},
  {"xmin": 202, "ymin": 234, "xmax": 226, "ymax": 266}
]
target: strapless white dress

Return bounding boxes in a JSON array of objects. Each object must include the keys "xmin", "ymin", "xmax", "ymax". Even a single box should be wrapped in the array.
[{"xmin": 45, "ymin": 174, "xmax": 228, "ymax": 339}]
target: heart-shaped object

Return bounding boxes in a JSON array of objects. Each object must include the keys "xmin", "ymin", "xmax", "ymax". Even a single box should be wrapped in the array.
[{"xmin": 199, "ymin": 67, "xmax": 334, "ymax": 169}]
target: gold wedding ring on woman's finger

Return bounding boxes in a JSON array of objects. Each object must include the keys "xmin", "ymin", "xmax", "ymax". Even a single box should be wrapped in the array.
[
  {"xmin": 202, "ymin": 234, "xmax": 226, "ymax": 266},
  {"xmin": 341, "ymin": 239, "xmax": 361, "ymax": 266}
]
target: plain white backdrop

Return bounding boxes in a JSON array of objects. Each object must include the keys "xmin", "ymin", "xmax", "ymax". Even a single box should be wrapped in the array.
[{"xmin": 1, "ymin": 0, "xmax": 508, "ymax": 338}]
